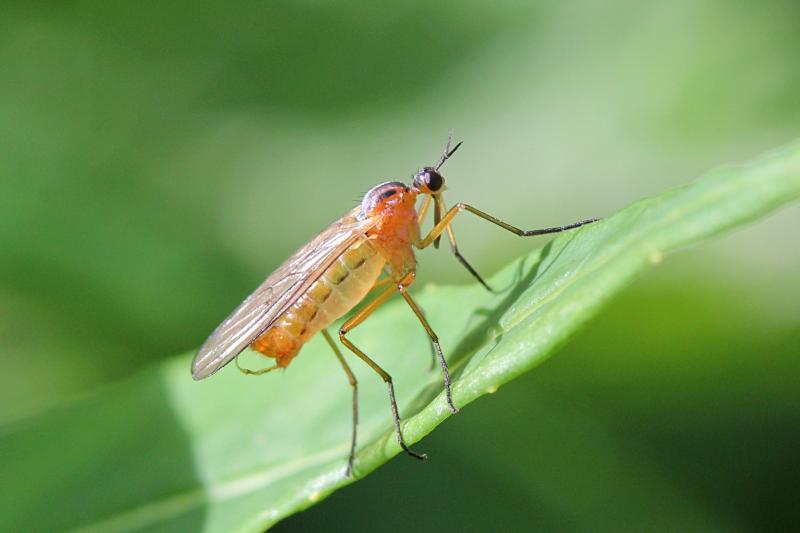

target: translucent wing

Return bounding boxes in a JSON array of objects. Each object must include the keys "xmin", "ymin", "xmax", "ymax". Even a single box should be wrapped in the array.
[{"xmin": 192, "ymin": 207, "xmax": 374, "ymax": 380}]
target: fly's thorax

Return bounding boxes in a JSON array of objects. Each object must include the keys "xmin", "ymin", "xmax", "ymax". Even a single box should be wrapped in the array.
[
  {"xmin": 250, "ymin": 237, "xmax": 385, "ymax": 366},
  {"xmin": 360, "ymin": 183, "xmax": 420, "ymax": 280}
]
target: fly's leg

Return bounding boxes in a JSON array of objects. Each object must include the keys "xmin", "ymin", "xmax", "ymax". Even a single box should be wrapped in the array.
[
  {"xmin": 418, "ymin": 193, "xmax": 442, "ymax": 249},
  {"xmin": 396, "ymin": 272, "xmax": 458, "ymax": 413},
  {"xmin": 419, "ymin": 192, "xmax": 492, "ymax": 290},
  {"xmin": 417, "ymin": 195, "xmax": 433, "ymax": 225},
  {"xmin": 339, "ymin": 284, "xmax": 427, "ymax": 461},
  {"xmin": 322, "ymin": 329, "xmax": 358, "ymax": 478},
  {"xmin": 235, "ymin": 354, "xmax": 280, "ymax": 376},
  {"xmin": 431, "ymin": 133, "xmax": 462, "ymax": 248},
  {"xmin": 434, "ymin": 195, "xmax": 495, "ymax": 292},
  {"xmin": 370, "ymin": 275, "xmax": 436, "ymax": 370},
  {"xmin": 417, "ymin": 203, "xmax": 600, "ymax": 250},
  {"xmin": 420, "ymin": 303, "xmax": 438, "ymax": 372},
  {"xmin": 367, "ymin": 276, "xmax": 392, "ymax": 295},
  {"xmin": 406, "ymin": 300, "xmax": 437, "ymax": 372},
  {"xmin": 421, "ymin": 133, "xmax": 463, "ymax": 249},
  {"xmin": 432, "ymin": 194, "xmax": 442, "ymax": 249}
]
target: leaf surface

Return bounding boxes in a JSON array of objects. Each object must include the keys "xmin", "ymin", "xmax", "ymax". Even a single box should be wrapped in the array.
[{"xmin": 2, "ymin": 141, "xmax": 799, "ymax": 532}]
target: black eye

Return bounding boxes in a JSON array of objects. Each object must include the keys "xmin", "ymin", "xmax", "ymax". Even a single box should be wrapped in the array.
[
  {"xmin": 426, "ymin": 170, "xmax": 443, "ymax": 192},
  {"xmin": 380, "ymin": 189, "xmax": 397, "ymax": 199}
]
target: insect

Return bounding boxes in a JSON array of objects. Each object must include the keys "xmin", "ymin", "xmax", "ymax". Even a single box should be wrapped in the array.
[{"xmin": 192, "ymin": 137, "xmax": 599, "ymax": 476}]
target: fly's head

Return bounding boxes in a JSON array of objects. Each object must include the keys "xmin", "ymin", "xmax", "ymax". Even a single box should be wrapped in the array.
[{"xmin": 411, "ymin": 167, "xmax": 446, "ymax": 196}]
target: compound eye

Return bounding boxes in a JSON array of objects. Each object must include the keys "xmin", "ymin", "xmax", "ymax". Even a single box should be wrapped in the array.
[
  {"xmin": 426, "ymin": 170, "xmax": 443, "ymax": 192},
  {"xmin": 413, "ymin": 168, "xmax": 444, "ymax": 192}
]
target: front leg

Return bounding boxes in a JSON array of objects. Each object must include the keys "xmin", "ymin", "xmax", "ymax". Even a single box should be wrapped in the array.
[
  {"xmin": 417, "ymin": 202, "xmax": 600, "ymax": 249},
  {"xmin": 395, "ymin": 272, "xmax": 458, "ymax": 414},
  {"xmin": 434, "ymin": 196, "xmax": 495, "ymax": 292}
]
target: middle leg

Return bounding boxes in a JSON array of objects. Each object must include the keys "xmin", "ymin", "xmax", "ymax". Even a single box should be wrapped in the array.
[
  {"xmin": 338, "ymin": 284, "xmax": 427, "ymax": 461},
  {"xmin": 396, "ymin": 272, "xmax": 459, "ymax": 414}
]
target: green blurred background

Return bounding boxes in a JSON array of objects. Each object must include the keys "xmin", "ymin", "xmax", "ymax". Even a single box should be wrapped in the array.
[{"xmin": 2, "ymin": 0, "xmax": 799, "ymax": 530}]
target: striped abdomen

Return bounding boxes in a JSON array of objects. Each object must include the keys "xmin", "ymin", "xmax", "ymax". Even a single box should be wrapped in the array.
[{"xmin": 250, "ymin": 238, "xmax": 385, "ymax": 367}]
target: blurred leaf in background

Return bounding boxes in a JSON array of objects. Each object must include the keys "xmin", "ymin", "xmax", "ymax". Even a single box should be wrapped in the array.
[{"xmin": 1, "ymin": 0, "xmax": 799, "ymax": 531}]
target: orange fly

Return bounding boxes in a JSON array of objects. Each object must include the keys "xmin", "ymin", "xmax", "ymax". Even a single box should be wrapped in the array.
[{"xmin": 192, "ymin": 137, "xmax": 599, "ymax": 476}]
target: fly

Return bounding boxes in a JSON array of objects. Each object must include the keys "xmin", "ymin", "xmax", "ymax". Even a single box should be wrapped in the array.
[{"xmin": 192, "ymin": 136, "xmax": 600, "ymax": 477}]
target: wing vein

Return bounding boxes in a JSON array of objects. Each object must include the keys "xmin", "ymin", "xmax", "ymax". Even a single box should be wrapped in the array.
[{"xmin": 191, "ymin": 207, "xmax": 375, "ymax": 380}]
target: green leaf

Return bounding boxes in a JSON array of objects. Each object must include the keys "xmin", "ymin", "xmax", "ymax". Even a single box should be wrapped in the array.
[{"xmin": 3, "ymin": 141, "xmax": 800, "ymax": 532}]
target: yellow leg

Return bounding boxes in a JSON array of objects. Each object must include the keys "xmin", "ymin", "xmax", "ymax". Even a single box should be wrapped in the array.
[
  {"xmin": 434, "ymin": 196, "xmax": 495, "ymax": 292},
  {"xmin": 432, "ymin": 195, "xmax": 443, "ymax": 249},
  {"xmin": 367, "ymin": 276, "xmax": 392, "ymax": 295},
  {"xmin": 368, "ymin": 274, "xmax": 437, "ymax": 367},
  {"xmin": 322, "ymin": 329, "xmax": 358, "ymax": 477},
  {"xmin": 338, "ymin": 283, "xmax": 427, "ymax": 461},
  {"xmin": 396, "ymin": 272, "xmax": 458, "ymax": 414},
  {"xmin": 418, "ymin": 202, "xmax": 600, "ymax": 249},
  {"xmin": 417, "ymin": 194, "xmax": 433, "ymax": 225},
  {"xmin": 235, "ymin": 354, "xmax": 280, "ymax": 376}
]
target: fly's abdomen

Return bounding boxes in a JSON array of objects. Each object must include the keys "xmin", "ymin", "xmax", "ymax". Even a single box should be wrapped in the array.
[{"xmin": 250, "ymin": 238, "xmax": 385, "ymax": 367}]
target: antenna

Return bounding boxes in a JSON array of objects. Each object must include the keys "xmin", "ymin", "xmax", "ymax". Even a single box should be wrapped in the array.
[{"xmin": 435, "ymin": 131, "xmax": 463, "ymax": 170}]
